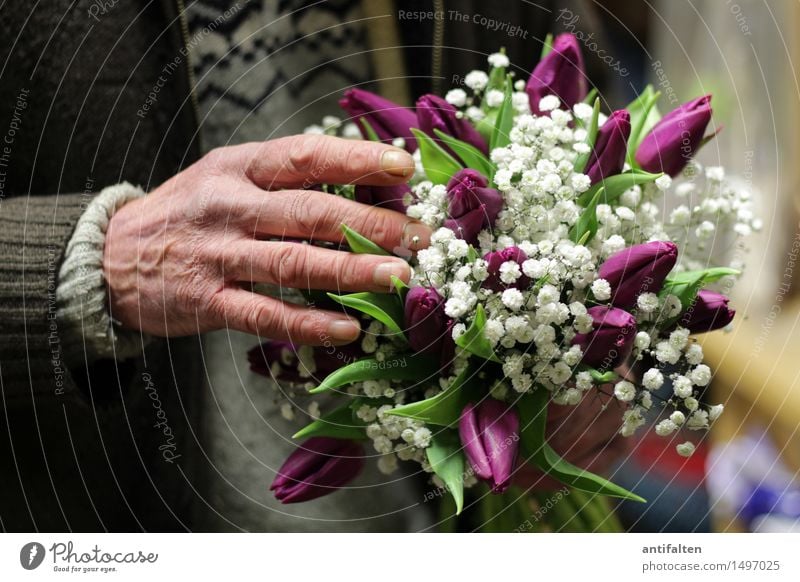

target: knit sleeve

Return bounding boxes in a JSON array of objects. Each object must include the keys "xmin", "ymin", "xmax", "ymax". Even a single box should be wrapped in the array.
[{"xmin": 56, "ymin": 182, "xmax": 149, "ymax": 366}]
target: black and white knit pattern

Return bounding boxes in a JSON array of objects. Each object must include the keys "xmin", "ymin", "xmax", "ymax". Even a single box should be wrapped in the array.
[{"xmin": 186, "ymin": 0, "xmax": 373, "ymax": 149}]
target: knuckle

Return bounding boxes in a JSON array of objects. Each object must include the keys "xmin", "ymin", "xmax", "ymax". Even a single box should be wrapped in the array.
[
  {"xmin": 336, "ymin": 254, "xmax": 366, "ymax": 289},
  {"xmin": 285, "ymin": 191, "xmax": 323, "ymax": 235},
  {"xmin": 343, "ymin": 143, "xmax": 373, "ymax": 180},
  {"xmin": 286, "ymin": 135, "xmax": 325, "ymax": 179},
  {"xmin": 270, "ymin": 242, "xmax": 309, "ymax": 287},
  {"xmin": 200, "ymin": 147, "xmax": 228, "ymax": 174},
  {"xmin": 247, "ymin": 300, "xmax": 278, "ymax": 335},
  {"xmin": 294, "ymin": 309, "xmax": 327, "ymax": 342},
  {"xmin": 357, "ymin": 208, "xmax": 397, "ymax": 249},
  {"xmin": 219, "ymin": 242, "xmax": 248, "ymax": 279},
  {"xmin": 205, "ymin": 288, "xmax": 231, "ymax": 326}
]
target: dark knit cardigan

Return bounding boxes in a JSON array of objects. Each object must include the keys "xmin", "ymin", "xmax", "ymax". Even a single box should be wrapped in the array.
[{"xmin": 0, "ymin": 0, "xmax": 203, "ymax": 531}]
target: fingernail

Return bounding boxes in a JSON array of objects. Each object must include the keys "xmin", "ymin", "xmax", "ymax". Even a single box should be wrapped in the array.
[
  {"xmin": 373, "ymin": 261, "xmax": 411, "ymax": 288},
  {"xmin": 380, "ymin": 149, "xmax": 414, "ymax": 177},
  {"xmin": 327, "ymin": 319, "xmax": 361, "ymax": 342},
  {"xmin": 402, "ymin": 220, "xmax": 432, "ymax": 251}
]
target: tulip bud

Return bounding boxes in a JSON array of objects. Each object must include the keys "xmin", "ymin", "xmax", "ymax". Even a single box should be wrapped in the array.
[
  {"xmin": 354, "ymin": 183, "xmax": 413, "ymax": 213},
  {"xmin": 404, "ymin": 286, "xmax": 454, "ymax": 361},
  {"xmin": 339, "ymin": 88, "xmax": 418, "ymax": 151},
  {"xmin": 270, "ymin": 437, "xmax": 365, "ymax": 503},
  {"xmin": 526, "ymin": 33, "xmax": 587, "ymax": 115},
  {"xmin": 482, "ymin": 246, "xmax": 530, "ymax": 292},
  {"xmin": 248, "ymin": 341, "xmax": 362, "ymax": 383},
  {"xmin": 598, "ymin": 241, "xmax": 678, "ymax": 308},
  {"xmin": 585, "ymin": 109, "xmax": 631, "ymax": 185},
  {"xmin": 572, "ymin": 306, "xmax": 637, "ymax": 369},
  {"xmin": 679, "ymin": 289, "xmax": 735, "ymax": 333},
  {"xmin": 459, "ymin": 400, "xmax": 520, "ymax": 493},
  {"xmin": 416, "ymin": 94, "xmax": 488, "ymax": 154},
  {"xmin": 635, "ymin": 95, "xmax": 712, "ymax": 177},
  {"xmin": 443, "ymin": 169, "xmax": 503, "ymax": 244}
]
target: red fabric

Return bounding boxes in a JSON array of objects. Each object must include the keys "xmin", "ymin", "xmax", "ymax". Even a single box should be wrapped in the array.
[{"xmin": 633, "ymin": 432, "xmax": 708, "ymax": 484}]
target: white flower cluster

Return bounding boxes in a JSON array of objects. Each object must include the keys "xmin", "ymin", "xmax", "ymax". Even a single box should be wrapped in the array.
[{"xmin": 403, "ymin": 98, "xmax": 734, "ymax": 457}]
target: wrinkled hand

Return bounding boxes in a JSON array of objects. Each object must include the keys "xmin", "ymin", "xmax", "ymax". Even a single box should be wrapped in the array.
[
  {"xmin": 513, "ymin": 388, "xmax": 631, "ymax": 490},
  {"xmin": 103, "ymin": 135, "xmax": 431, "ymax": 345}
]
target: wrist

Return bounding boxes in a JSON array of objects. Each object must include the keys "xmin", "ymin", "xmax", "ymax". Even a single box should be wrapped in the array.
[{"xmin": 57, "ymin": 182, "xmax": 149, "ymax": 364}]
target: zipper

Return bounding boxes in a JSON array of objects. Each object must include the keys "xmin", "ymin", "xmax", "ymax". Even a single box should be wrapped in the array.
[
  {"xmin": 175, "ymin": 0, "xmax": 202, "ymax": 148},
  {"xmin": 432, "ymin": 0, "xmax": 444, "ymax": 95}
]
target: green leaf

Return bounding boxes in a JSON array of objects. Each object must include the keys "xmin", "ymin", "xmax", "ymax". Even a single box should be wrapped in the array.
[
  {"xmin": 359, "ymin": 117, "xmax": 381, "ymax": 142},
  {"xmin": 540, "ymin": 33, "xmax": 554, "ymax": 59},
  {"xmin": 577, "ymin": 169, "xmax": 663, "ymax": 207},
  {"xmin": 487, "ymin": 49, "xmax": 507, "ymax": 91},
  {"xmin": 410, "ymin": 128, "xmax": 462, "ymax": 185},
  {"xmin": 390, "ymin": 275, "xmax": 409, "ymax": 302},
  {"xmin": 696, "ymin": 126, "xmax": 722, "ymax": 155},
  {"xmin": 625, "ymin": 85, "xmax": 662, "ymax": 166},
  {"xmin": 489, "ymin": 79, "xmax": 514, "ymax": 151},
  {"xmin": 475, "ymin": 109, "xmax": 497, "ymax": 143},
  {"xmin": 570, "ymin": 186, "xmax": 603, "ymax": 244},
  {"xmin": 454, "ymin": 304, "xmax": 501, "ymax": 362},
  {"xmin": 309, "ymin": 353, "xmax": 439, "ymax": 394},
  {"xmin": 387, "ymin": 364, "xmax": 477, "ymax": 426},
  {"xmin": 466, "ymin": 245, "xmax": 479, "ymax": 262},
  {"xmin": 575, "ymin": 364, "xmax": 619, "ymax": 384},
  {"xmin": 433, "ymin": 129, "xmax": 494, "ymax": 177},
  {"xmin": 586, "ymin": 367, "xmax": 619, "ymax": 384},
  {"xmin": 582, "ymin": 87, "xmax": 598, "ymax": 105},
  {"xmin": 341, "ymin": 223, "xmax": 389, "ymax": 256},
  {"xmin": 326, "ymin": 291, "xmax": 406, "ymax": 340},
  {"xmin": 660, "ymin": 267, "xmax": 740, "ymax": 310},
  {"xmin": 517, "ymin": 389, "xmax": 646, "ymax": 502},
  {"xmin": 426, "ymin": 431, "xmax": 465, "ymax": 514},
  {"xmin": 293, "ymin": 404, "xmax": 366, "ymax": 440},
  {"xmin": 574, "ymin": 97, "xmax": 601, "ymax": 173}
]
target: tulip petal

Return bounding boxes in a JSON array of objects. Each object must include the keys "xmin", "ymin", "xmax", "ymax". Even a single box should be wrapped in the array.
[
  {"xmin": 339, "ymin": 88, "xmax": 418, "ymax": 151},
  {"xmin": 526, "ymin": 33, "xmax": 587, "ymax": 115},
  {"xmin": 459, "ymin": 403, "xmax": 492, "ymax": 480},
  {"xmin": 478, "ymin": 400, "xmax": 520, "ymax": 493},
  {"xmin": 271, "ymin": 438, "xmax": 365, "ymax": 503}
]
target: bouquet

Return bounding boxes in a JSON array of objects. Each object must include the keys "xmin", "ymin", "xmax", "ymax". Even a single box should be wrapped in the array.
[{"xmin": 249, "ymin": 33, "xmax": 759, "ymax": 531}]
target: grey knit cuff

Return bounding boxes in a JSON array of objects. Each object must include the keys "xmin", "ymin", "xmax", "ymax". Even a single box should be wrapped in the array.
[{"xmin": 57, "ymin": 182, "xmax": 149, "ymax": 364}]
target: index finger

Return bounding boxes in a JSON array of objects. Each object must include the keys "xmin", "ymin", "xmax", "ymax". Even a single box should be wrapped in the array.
[
  {"xmin": 241, "ymin": 187, "xmax": 432, "ymax": 253},
  {"xmin": 226, "ymin": 135, "xmax": 416, "ymax": 190}
]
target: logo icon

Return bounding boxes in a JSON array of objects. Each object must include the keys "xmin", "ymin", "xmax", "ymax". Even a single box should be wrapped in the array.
[{"xmin": 20, "ymin": 542, "xmax": 45, "ymax": 570}]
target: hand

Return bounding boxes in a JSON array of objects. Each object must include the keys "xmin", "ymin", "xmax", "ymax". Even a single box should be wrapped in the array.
[
  {"xmin": 103, "ymin": 135, "xmax": 431, "ymax": 345},
  {"xmin": 513, "ymin": 388, "xmax": 631, "ymax": 490}
]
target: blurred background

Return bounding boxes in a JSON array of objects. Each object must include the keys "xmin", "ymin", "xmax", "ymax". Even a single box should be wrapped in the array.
[{"xmin": 557, "ymin": 0, "xmax": 800, "ymax": 533}]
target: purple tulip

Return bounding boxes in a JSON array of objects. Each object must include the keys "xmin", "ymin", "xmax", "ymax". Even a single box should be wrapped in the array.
[
  {"xmin": 635, "ymin": 95, "xmax": 712, "ymax": 177},
  {"xmin": 270, "ymin": 437, "xmax": 365, "ymax": 503},
  {"xmin": 679, "ymin": 289, "xmax": 735, "ymax": 333},
  {"xmin": 443, "ymin": 169, "xmax": 503, "ymax": 243},
  {"xmin": 573, "ymin": 306, "xmax": 637, "ymax": 369},
  {"xmin": 248, "ymin": 341, "xmax": 362, "ymax": 384},
  {"xmin": 572, "ymin": 305, "xmax": 636, "ymax": 370},
  {"xmin": 482, "ymin": 246, "xmax": 530, "ymax": 292},
  {"xmin": 585, "ymin": 109, "xmax": 631, "ymax": 185},
  {"xmin": 599, "ymin": 241, "xmax": 678, "ymax": 308},
  {"xmin": 354, "ymin": 183, "xmax": 413, "ymax": 213},
  {"xmin": 404, "ymin": 286, "xmax": 454, "ymax": 362},
  {"xmin": 416, "ymin": 94, "xmax": 488, "ymax": 155},
  {"xmin": 526, "ymin": 33, "xmax": 587, "ymax": 115},
  {"xmin": 459, "ymin": 400, "xmax": 520, "ymax": 493},
  {"xmin": 339, "ymin": 88, "xmax": 418, "ymax": 152}
]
